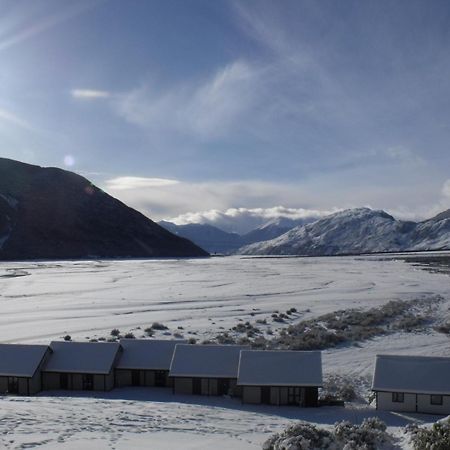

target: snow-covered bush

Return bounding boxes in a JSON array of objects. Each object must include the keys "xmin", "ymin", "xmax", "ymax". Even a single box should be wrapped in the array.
[
  {"xmin": 321, "ymin": 375, "xmax": 357, "ymax": 402},
  {"xmin": 334, "ymin": 418, "xmax": 389, "ymax": 450},
  {"xmin": 408, "ymin": 416, "xmax": 450, "ymax": 450},
  {"xmin": 151, "ymin": 322, "xmax": 168, "ymax": 330},
  {"xmin": 263, "ymin": 422, "xmax": 335, "ymax": 450},
  {"xmin": 263, "ymin": 418, "xmax": 390, "ymax": 450},
  {"xmin": 110, "ymin": 328, "xmax": 120, "ymax": 337}
]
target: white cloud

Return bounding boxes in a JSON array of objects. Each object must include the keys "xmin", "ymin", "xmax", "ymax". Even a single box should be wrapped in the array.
[
  {"xmin": 169, "ymin": 206, "xmax": 338, "ymax": 234},
  {"xmin": 105, "ymin": 176, "xmax": 180, "ymax": 190},
  {"xmin": 71, "ymin": 89, "xmax": 111, "ymax": 99},
  {"xmin": 114, "ymin": 60, "xmax": 260, "ymax": 140}
]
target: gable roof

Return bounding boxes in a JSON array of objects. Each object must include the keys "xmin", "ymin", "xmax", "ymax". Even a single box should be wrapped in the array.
[
  {"xmin": 169, "ymin": 344, "xmax": 248, "ymax": 378},
  {"xmin": 237, "ymin": 350, "xmax": 323, "ymax": 386},
  {"xmin": 0, "ymin": 344, "xmax": 50, "ymax": 377},
  {"xmin": 44, "ymin": 341, "xmax": 121, "ymax": 375},
  {"xmin": 372, "ymin": 354, "xmax": 450, "ymax": 395},
  {"xmin": 116, "ymin": 339, "xmax": 187, "ymax": 370}
]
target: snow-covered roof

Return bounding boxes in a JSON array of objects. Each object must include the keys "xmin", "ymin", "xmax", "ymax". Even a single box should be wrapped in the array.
[
  {"xmin": 0, "ymin": 344, "xmax": 50, "ymax": 377},
  {"xmin": 44, "ymin": 341, "xmax": 121, "ymax": 375},
  {"xmin": 117, "ymin": 339, "xmax": 187, "ymax": 370},
  {"xmin": 237, "ymin": 350, "xmax": 323, "ymax": 387},
  {"xmin": 372, "ymin": 354, "xmax": 450, "ymax": 395},
  {"xmin": 169, "ymin": 344, "xmax": 248, "ymax": 378}
]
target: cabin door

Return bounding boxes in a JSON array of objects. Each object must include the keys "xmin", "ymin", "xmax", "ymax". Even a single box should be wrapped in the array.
[
  {"xmin": 218, "ymin": 379, "xmax": 230, "ymax": 396},
  {"xmin": 261, "ymin": 386, "xmax": 271, "ymax": 404},
  {"xmin": 82, "ymin": 374, "xmax": 94, "ymax": 391},
  {"xmin": 154, "ymin": 370, "xmax": 167, "ymax": 387},
  {"xmin": 60, "ymin": 373, "xmax": 69, "ymax": 389},
  {"xmin": 7, "ymin": 377, "xmax": 19, "ymax": 394},
  {"xmin": 288, "ymin": 387, "xmax": 302, "ymax": 406},
  {"xmin": 192, "ymin": 378, "xmax": 202, "ymax": 395},
  {"xmin": 131, "ymin": 370, "xmax": 141, "ymax": 386}
]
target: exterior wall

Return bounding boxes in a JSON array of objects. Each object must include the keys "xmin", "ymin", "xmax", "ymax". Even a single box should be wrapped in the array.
[
  {"xmin": 173, "ymin": 377, "xmax": 193, "ymax": 395},
  {"xmin": 201, "ymin": 378, "xmax": 218, "ymax": 396},
  {"xmin": 376, "ymin": 392, "xmax": 417, "ymax": 412},
  {"xmin": 115, "ymin": 369, "xmax": 132, "ymax": 387},
  {"xmin": 42, "ymin": 372, "xmax": 113, "ymax": 391},
  {"xmin": 242, "ymin": 386, "xmax": 261, "ymax": 404},
  {"xmin": 115, "ymin": 369, "xmax": 170, "ymax": 388},
  {"xmin": 0, "ymin": 377, "xmax": 8, "ymax": 393},
  {"xmin": 417, "ymin": 394, "xmax": 450, "ymax": 415}
]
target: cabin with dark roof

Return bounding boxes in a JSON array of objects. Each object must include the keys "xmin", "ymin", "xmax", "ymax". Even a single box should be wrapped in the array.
[
  {"xmin": 42, "ymin": 341, "xmax": 122, "ymax": 391},
  {"xmin": 372, "ymin": 354, "xmax": 450, "ymax": 414},
  {"xmin": 169, "ymin": 344, "xmax": 247, "ymax": 397},
  {"xmin": 0, "ymin": 344, "xmax": 52, "ymax": 395},
  {"xmin": 237, "ymin": 350, "xmax": 322, "ymax": 406},
  {"xmin": 115, "ymin": 339, "xmax": 186, "ymax": 388}
]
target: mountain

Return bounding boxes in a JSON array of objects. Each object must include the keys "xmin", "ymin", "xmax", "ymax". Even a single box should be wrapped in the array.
[
  {"xmin": 240, "ymin": 217, "xmax": 317, "ymax": 245},
  {"xmin": 158, "ymin": 221, "xmax": 243, "ymax": 254},
  {"xmin": 239, "ymin": 207, "xmax": 450, "ymax": 256},
  {"xmin": 0, "ymin": 158, "xmax": 208, "ymax": 259}
]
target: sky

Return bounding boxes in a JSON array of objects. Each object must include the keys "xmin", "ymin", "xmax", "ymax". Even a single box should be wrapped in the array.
[{"xmin": 1, "ymin": 0, "xmax": 450, "ymax": 232}]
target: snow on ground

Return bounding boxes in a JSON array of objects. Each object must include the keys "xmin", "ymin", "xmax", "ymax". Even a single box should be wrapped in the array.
[
  {"xmin": 0, "ymin": 388, "xmax": 443, "ymax": 449},
  {"xmin": 0, "ymin": 254, "xmax": 449, "ymax": 449}
]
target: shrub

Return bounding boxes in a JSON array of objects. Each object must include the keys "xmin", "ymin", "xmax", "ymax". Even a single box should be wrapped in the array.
[
  {"xmin": 187, "ymin": 337, "xmax": 197, "ymax": 344},
  {"xmin": 151, "ymin": 322, "xmax": 168, "ymax": 330},
  {"xmin": 321, "ymin": 374, "xmax": 357, "ymax": 402},
  {"xmin": 110, "ymin": 328, "xmax": 120, "ymax": 337},
  {"xmin": 173, "ymin": 332, "xmax": 184, "ymax": 339},
  {"xmin": 144, "ymin": 327, "xmax": 154, "ymax": 336},
  {"xmin": 263, "ymin": 418, "xmax": 390, "ymax": 450},
  {"xmin": 409, "ymin": 417, "xmax": 450, "ymax": 450},
  {"xmin": 63, "ymin": 335, "xmax": 72, "ymax": 341},
  {"xmin": 124, "ymin": 332, "xmax": 135, "ymax": 339},
  {"xmin": 263, "ymin": 422, "xmax": 334, "ymax": 450}
]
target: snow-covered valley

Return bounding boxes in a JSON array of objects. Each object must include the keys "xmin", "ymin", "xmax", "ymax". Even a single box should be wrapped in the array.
[{"xmin": 0, "ymin": 254, "xmax": 450, "ymax": 449}]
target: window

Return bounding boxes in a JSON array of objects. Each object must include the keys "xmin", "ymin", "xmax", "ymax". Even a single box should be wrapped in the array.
[
  {"xmin": 431, "ymin": 395, "xmax": 443, "ymax": 405},
  {"xmin": 392, "ymin": 392, "xmax": 404, "ymax": 403}
]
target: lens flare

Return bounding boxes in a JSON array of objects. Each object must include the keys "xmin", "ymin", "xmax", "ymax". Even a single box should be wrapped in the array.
[{"xmin": 64, "ymin": 155, "xmax": 75, "ymax": 167}]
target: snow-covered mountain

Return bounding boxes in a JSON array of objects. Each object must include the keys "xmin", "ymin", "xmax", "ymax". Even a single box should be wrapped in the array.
[
  {"xmin": 158, "ymin": 221, "xmax": 243, "ymax": 254},
  {"xmin": 240, "ymin": 217, "xmax": 317, "ymax": 245},
  {"xmin": 158, "ymin": 216, "xmax": 316, "ymax": 254},
  {"xmin": 239, "ymin": 207, "xmax": 450, "ymax": 256}
]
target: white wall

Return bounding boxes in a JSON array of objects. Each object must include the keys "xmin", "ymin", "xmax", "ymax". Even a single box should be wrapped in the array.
[
  {"xmin": 417, "ymin": 394, "xmax": 450, "ymax": 415},
  {"xmin": 377, "ymin": 392, "xmax": 416, "ymax": 412}
]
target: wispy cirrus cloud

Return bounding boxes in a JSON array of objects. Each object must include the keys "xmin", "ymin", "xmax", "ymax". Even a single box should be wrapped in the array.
[
  {"xmin": 0, "ymin": 107, "xmax": 35, "ymax": 132},
  {"xmin": 71, "ymin": 89, "xmax": 111, "ymax": 99},
  {"xmin": 113, "ymin": 60, "xmax": 261, "ymax": 141}
]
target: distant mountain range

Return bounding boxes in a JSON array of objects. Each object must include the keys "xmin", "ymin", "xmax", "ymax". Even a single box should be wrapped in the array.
[
  {"xmin": 0, "ymin": 158, "xmax": 207, "ymax": 260},
  {"xmin": 158, "ymin": 216, "xmax": 315, "ymax": 254},
  {"xmin": 239, "ymin": 207, "xmax": 450, "ymax": 256}
]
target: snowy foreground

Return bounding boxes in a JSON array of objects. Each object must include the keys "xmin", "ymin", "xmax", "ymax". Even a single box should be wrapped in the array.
[{"xmin": 0, "ymin": 254, "xmax": 450, "ymax": 448}]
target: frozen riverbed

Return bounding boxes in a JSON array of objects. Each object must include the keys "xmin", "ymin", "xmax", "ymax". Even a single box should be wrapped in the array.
[{"xmin": 0, "ymin": 254, "xmax": 449, "ymax": 449}]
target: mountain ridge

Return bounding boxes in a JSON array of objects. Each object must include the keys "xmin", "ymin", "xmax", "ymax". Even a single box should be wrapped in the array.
[{"xmin": 0, "ymin": 158, "xmax": 208, "ymax": 260}]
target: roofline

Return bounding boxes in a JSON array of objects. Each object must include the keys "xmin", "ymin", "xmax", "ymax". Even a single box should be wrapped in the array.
[
  {"xmin": 375, "ymin": 354, "xmax": 450, "ymax": 363},
  {"xmin": 116, "ymin": 366, "xmax": 169, "ymax": 371},
  {"xmin": 169, "ymin": 373, "xmax": 238, "ymax": 379},
  {"xmin": 372, "ymin": 388, "xmax": 450, "ymax": 396},
  {"xmin": 43, "ymin": 369, "xmax": 112, "ymax": 375},
  {"xmin": 31, "ymin": 347, "xmax": 53, "ymax": 378},
  {"xmin": 237, "ymin": 382, "xmax": 323, "ymax": 387}
]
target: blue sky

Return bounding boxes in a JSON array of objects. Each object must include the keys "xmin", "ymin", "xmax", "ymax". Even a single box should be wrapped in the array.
[{"xmin": 1, "ymin": 0, "xmax": 450, "ymax": 229}]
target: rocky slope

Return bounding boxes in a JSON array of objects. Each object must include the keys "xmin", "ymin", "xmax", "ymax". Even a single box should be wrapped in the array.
[{"xmin": 0, "ymin": 158, "xmax": 208, "ymax": 260}]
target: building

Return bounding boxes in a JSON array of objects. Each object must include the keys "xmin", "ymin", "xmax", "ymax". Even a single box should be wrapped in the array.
[
  {"xmin": 115, "ymin": 339, "xmax": 186, "ymax": 388},
  {"xmin": 0, "ymin": 344, "xmax": 51, "ymax": 395},
  {"xmin": 237, "ymin": 350, "xmax": 322, "ymax": 406},
  {"xmin": 169, "ymin": 344, "xmax": 247, "ymax": 396},
  {"xmin": 42, "ymin": 341, "xmax": 122, "ymax": 391},
  {"xmin": 372, "ymin": 354, "xmax": 450, "ymax": 414}
]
